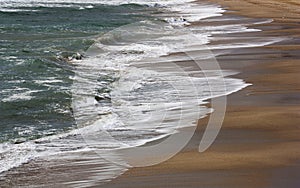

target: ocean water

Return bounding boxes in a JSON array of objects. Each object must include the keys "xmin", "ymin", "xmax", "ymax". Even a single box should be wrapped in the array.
[{"xmin": 0, "ymin": 0, "xmax": 280, "ymax": 187}]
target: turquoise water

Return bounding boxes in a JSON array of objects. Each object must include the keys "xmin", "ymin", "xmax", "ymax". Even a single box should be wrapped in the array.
[{"xmin": 0, "ymin": 4, "xmax": 155, "ymax": 143}]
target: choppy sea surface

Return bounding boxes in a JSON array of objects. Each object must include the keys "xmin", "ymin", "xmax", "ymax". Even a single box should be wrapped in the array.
[{"xmin": 0, "ymin": 0, "xmax": 280, "ymax": 187}]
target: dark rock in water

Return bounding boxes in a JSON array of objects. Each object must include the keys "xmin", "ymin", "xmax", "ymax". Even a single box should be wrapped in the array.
[
  {"xmin": 58, "ymin": 52, "xmax": 73, "ymax": 59},
  {"xmin": 34, "ymin": 140, "xmax": 51, "ymax": 144},
  {"xmin": 72, "ymin": 52, "xmax": 83, "ymax": 60},
  {"xmin": 69, "ymin": 107, "xmax": 74, "ymax": 115},
  {"xmin": 154, "ymin": 3, "xmax": 165, "ymax": 8},
  {"xmin": 56, "ymin": 52, "xmax": 84, "ymax": 62},
  {"xmin": 120, "ymin": 50, "xmax": 144, "ymax": 55},
  {"xmin": 95, "ymin": 95, "xmax": 111, "ymax": 102},
  {"xmin": 22, "ymin": 49, "xmax": 30, "ymax": 53},
  {"xmin": 13, "ymin": 138, "xmax": 27, "ymax": 144},
  {"xmin": 97, "ymin": 88, "xmax": 111, "ymax": 94},
  {"xmin": 98, "ymin": 111, "xmax": 112, "ymax": 116},
  {"xmin": 56, "ymin": 52, "xmax": 72, "ymax": 62}
]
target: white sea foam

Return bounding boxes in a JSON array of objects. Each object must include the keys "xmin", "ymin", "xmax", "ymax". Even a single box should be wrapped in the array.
[
  {"xmin": 69, "ymin": 17, "xmax": 251, "ymax": 172},
  {"xmin": 1, "ymin": 89, "xmax": 42, "ymax": 102},
  {"xmin": 0, "ymin": 8, "xmax": 39, "ymax": 12},
  {"xmin": 34, "ymin": 79, "xmax": 64, "ymax": 84},
  {"xmin": 0, "ymin": 0, "xmax": 223, "ymax": 26}
]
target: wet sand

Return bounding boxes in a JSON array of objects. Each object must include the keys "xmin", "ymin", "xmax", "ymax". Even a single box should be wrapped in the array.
[{"xmin": 100, "ymin": 0, "xmax": 300, "ymax": 187}]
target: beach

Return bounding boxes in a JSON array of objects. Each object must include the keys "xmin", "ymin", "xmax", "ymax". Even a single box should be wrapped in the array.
[
  {"xmin": 101, "ymin": 0, "xmax": 300, "ymax": 187},
  {"xmin": 0, "ymin": 0, "xmax": 299, "ymax": 187}
]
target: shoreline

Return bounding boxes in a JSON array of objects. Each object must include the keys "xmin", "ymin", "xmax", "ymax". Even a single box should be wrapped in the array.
[
  {"xmin": 1, "ymin": 1, "xmax": 299, "ymax": 187},
  {"xmin": 101, "ymin": 0, "xmax": 300, "ymax": 187}
]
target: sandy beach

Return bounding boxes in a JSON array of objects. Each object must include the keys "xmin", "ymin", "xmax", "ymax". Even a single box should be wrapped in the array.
[
  {"xmin": 0, "ymin": 1, "xmax": 299, "ymax": 187},
  {"xmin": 100, "ymin": 0, "xmax": 300, "ymax": 187}
]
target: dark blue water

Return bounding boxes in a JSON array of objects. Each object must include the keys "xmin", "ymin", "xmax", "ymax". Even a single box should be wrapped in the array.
[{"xmin": 0, "ymin": 4, "xmax": 155, "ymax": 143}]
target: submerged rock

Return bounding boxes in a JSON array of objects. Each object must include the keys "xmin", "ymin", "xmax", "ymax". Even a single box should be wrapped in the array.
[
  {"xmin": 72, "ymin": 52, "xmax": 83, "ymax": 60},
  {"xmin": 56, "ymin": 52, "xmax": 84, "ymax": 62},
  {"xmin": 120, "ymin": 50, "xmax": 144, "ymax": 55},
  {"xmin": 95, "ymin": 95, "xmax": 111, "ymax": 102},
  {"xmin": 13, "ymin": 138, "xmax": 27, "ymax": 144}
]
